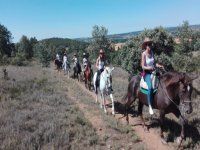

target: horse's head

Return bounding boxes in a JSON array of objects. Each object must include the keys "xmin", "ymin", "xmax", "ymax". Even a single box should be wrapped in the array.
[{"xmin": 166, "ymin": 72, "xmax": 198, "ymax": 114}]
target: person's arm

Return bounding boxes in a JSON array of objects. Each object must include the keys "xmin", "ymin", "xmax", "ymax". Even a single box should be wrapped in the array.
[
  {"xmin": 156, "ymin": 63, "xmax": 164, "ymax": 69},
  {"xmin": 141, "ymin": 52, "xmax": 154, "ymax": 71}
]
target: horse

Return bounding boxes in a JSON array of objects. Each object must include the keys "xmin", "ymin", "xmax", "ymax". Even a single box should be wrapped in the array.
[
  {"xmin": 93, "ymin": 67, "xmax": 115, "ymax": 115},
  {"xmin": 84, "ymin": 65, "xmax": 93, "ymax": 90},
  {"xmin": 121, "ymin": 71, "xmax": 197, "ymax": 146},
  {"xmin": 63, "ymin": 61, "xmax": 71, "ymax": 78},
  {"xmin": 54, "ymin": 59, "xmax": 63, "ymax": 71},
  {"xmin": 73, "ymin": 63, "xmax": 82, "ymax": 81}
]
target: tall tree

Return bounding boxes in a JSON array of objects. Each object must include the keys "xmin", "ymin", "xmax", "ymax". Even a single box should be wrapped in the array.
[
  {"xmin": 0, "ymin": 24, "xmax": 13, "ymax": 57},
  {"xmin": 176, "ymin": 21, "xmax": 193, "ymax": 54},
  {"xmin": 114, "ymin": 27, "xmax": 174, "ymax": 73},
  {"xmin": 88, "ymin": 25, "xmax": 111, "ymax": 60},
  {"xmin": 18, "ymin": 35, "xmax": 32, "ymax": 59}
]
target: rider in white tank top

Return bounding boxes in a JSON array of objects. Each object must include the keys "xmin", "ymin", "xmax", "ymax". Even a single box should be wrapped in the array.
[
  {"xmin": 98, "ymin": 60, "xmax": 105, "ymax": 70},
  {"xmin": 145, "ymin": 52, "xmax": 154, "ymax": 68}
]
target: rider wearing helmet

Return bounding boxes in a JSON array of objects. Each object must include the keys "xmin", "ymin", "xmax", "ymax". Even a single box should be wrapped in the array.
[
  {"xmin": 56, "ymin": 52, "xmax": 61, "ymax": 61},
  {"xmin": 83, "ymin": 52, "xmax": 89, "ymax": 71},
  {"xmin": 72, "ymin": 53, "xmax": 79, "ymax": 68},
  {"xmin": 63, "ymin": 52, "xmax": 70, "ymax": 74}
]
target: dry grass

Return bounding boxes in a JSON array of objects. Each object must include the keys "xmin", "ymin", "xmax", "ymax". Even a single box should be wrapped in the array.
[
  {"xmin": 60, "ymin": 70, "xmax": 146, "ymax": 150},
  {"xmin": 0, "ymin": 65, "xmax": 102, "ymax": 150}
]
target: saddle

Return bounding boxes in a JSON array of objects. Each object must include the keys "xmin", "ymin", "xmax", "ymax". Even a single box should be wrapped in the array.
[{"xmin": 140, "ymin": 71, "xmax": 158, "ymax": 94}]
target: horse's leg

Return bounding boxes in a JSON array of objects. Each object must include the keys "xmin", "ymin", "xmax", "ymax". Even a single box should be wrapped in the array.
[
  {"xmin": 67, "ymin": 70, "xmax": 69, "ymax": 79},
  {"xmin": 84, "ymin": 74, "xmax": 87, "ymax": 88},
  {"xmin": 138, "ymin": 101, "xmax": 148, "ymax": 131},
  {"xmin": 99, "ymin": 92, "xmax": 103, "ymax": 108},
  {"xmin": 173, "ymin": 109, "xmax": 185, "ymax": 147},
  {"xmin": 109, "ymin": 93, "xmax": 115, "ymax": 115},
  {"xmin": 160, "ymin": 110, "xmax": 167, "ymax": 144},
  {"xmin": 102, "ymin": 93, "xmax": 107, "ymax": 114}
]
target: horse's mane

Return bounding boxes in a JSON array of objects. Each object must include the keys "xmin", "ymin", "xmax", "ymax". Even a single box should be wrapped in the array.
[{"xmin": 160, "ymin": 72, "xmax": 180, "ymax": 81}]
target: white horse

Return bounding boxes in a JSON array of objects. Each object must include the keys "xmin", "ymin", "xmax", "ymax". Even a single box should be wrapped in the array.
[
  {"xmin": 63, "ymin": 62, "xmax": 70, "ymax": 78},
  {"xmin": 93, "ymin": 67, "xmax": 115, "ymax": 115}
]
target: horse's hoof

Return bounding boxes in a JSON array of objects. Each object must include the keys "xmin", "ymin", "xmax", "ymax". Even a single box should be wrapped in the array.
[
  {"xmin": 176, "ymin": 136, "xmax": 183, "ymax": 145},
  {"xmin": 161, "ymin": 138, "xmax": 168, "ymax": 145},
  {"xmin": 112, "ymin": 112, "xmax": 115, "ymax": 116}
]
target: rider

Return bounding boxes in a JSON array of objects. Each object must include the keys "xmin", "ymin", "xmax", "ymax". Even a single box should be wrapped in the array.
[
  {"xmin": 56, "ymin": 52, "xmax": 61, "ymax": 61},
  {"xmin": 141, "ymin": 37, "xmax": 164, "ymax": 115},
  {"xmin": 83, "ymin": 52, "xmax": 89, "ymax": 71},
  {"xmin": 95, "ymin": 49, "xmax": 113, "ymax": 91},
  {"xmin": 63, "ymin": 52, "xmax": 70, "ymax": 73},
  {"xmin": 72, "ymin": 53, "xmax": 79, "ymax": 69}
]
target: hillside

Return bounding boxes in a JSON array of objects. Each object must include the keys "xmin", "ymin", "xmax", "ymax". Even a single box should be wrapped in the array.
[
  {"xmin": 40, "ymin": 37, "xmax": 88, "ymax": 47},
  {"xmin": 76, "ymin": 24, "xmax": 200, "ymax": 43}
]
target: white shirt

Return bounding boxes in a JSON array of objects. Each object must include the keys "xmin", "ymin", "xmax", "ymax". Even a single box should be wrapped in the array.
[
  {"xmin": 83, "ymin": 58, "xmax": 88, "ymax": 65},
  {"xmin": 63, "ymin": 56, "xmax": 68, "ymax": 64},
  {"xmin": 145, "ymin": 53, "xmax": 154, "ymax": 68},
  {"xmin": 56, "ymin": 54, "xmax": 60, "ymax": 61},
  {"xmin": 98, "ymin": 59, "xmax": 105, "ymax": 70}
]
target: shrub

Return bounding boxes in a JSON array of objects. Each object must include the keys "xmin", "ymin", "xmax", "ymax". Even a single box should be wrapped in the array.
[{"xmin": 10, "ymin": 53, "xmax": 28, "ymax": 66}]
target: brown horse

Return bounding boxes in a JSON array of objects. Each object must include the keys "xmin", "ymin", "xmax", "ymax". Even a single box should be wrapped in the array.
[
  {"xmin": 84, "ymin": 65, "xmax": 93, "ymax": 90},
  {"xmin": 122, "ymin": 71, "xmax": 197, "ymax": 146},
  {"xmin": 54, "ymin": 59, "xmax": 63, "ymax": 71}
]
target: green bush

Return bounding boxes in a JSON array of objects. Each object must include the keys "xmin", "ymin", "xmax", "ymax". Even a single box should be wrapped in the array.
[{"xmin": 10, "ymin": 53, "xmax": 28, "ymax": 66}]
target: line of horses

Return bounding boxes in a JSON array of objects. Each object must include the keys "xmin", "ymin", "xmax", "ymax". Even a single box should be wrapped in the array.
[{"xmin": 54, "ymin": 59, "xmax": 198, "ymax": 147}]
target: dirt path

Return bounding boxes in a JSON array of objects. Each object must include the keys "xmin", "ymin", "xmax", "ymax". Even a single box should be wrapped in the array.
[
  {"xmin": 53, "ymin": 70, "xmax": 175, "ymax": 150},
  {"xmin": 76, "ymin": 80, "xmax": 174, "ymax": 150}
]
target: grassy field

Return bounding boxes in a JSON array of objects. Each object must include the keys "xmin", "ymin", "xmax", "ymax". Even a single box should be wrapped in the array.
[
  {"xmin": 0, "ymin": 63, "xmax": 199, "ymax": 150},
  {"xmin": 0, "ymin": 65, "xmax": 104, "ymax": 149}
]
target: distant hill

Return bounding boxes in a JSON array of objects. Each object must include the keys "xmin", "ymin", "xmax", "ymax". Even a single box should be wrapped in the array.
[
  {"xmin": 75, "ymin": 24, "xmax": 200, "ymax": 43},
  {"xmin": 40, "ymin": 37, "xmax": 88, "ymax": 47}
]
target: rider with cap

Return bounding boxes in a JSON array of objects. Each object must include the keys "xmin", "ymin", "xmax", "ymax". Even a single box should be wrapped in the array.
[
  {"xmin": 141, "ymin": 37, "xmax": 164, "ymax": 115},
  {"xmin": 95, "ymin": 49, "xmax": 113, "ymax": 91}
]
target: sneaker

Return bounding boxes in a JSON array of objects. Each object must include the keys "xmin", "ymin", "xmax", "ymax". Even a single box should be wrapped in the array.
[{"xmin": 149, "ymin": 105, "xmax": 154, "ymax": 115}]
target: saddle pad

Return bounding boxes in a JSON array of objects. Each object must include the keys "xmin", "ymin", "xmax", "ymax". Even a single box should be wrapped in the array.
[
  {"xmin": 140, "ymin": 88, "xmax": 158, "ymax": 95},
  {"xmin": 140, "ymin": 75, "xmax": 158, "ymax": 90}
]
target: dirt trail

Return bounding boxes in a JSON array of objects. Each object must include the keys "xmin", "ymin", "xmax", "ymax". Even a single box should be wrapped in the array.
[
  {"xmin": 76, "ymin": 81, "xmax": 173, "ymax": 150},
  {"xmin": 53, "ymin": 69, "xmax": 174, "ymax": 150}
]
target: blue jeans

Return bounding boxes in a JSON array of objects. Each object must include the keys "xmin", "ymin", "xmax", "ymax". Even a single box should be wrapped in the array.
[{"xmin": 144, "ymin": 73, "xmax": 153, "ymax": 106}]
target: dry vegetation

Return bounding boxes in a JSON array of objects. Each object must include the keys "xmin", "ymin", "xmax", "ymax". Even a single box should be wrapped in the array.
[
  {"xmin": 0, "ymin": 65, "xmax": 103, "ymax": 149},
  {"xmin": 0, "ymin": 63, "xmax": 199, "ymax": 150}
]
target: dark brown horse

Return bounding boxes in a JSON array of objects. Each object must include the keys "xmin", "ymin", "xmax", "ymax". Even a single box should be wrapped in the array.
[
  {"xmin": 122, "ymin": 72, "xmax": 197, "ymax": 146},
  {"xmin": 84, "ymin": 65, "xmax": 93, "ymax": 90},
  {"xmin": 54, "ymin": 59, "xmax": 63, "ymax": 71},
  {"xmin": 73, "ymin": 63, "xmax": 82, "ymax": 81}
]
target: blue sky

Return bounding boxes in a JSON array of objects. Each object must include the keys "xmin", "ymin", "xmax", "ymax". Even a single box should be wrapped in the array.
[{"xmin": 0, "ymin": 0, "xmax": 199, "ymax": 42}]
